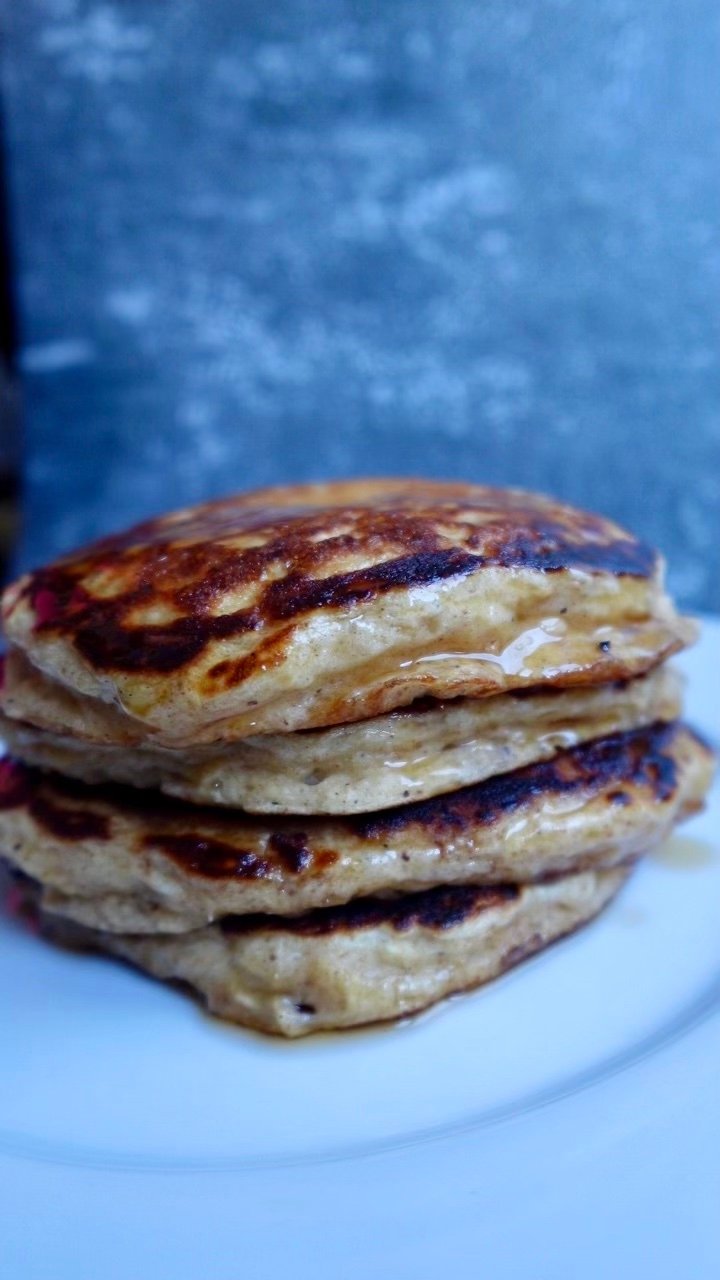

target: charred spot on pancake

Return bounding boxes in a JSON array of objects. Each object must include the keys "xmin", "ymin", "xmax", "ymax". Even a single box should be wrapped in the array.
[
  {"xmin": 0, "ymin": 757, "xmax": 338, "ymax": 881},
  {"xmin": 141, "ymin": 827, "xmax": 337, "ymax": 881},
  {"xmin": 608, "ymin": 789, "xmax": 632, "ymax": 806},
  {"xmin": 268, "ymin": 832, "xmax": 312, "ymax": 874},
  {"xmin": 0, "ymin": 758, "xmax": 110, "ymax": 841},
  {"xmin": 29, "ymin": 795, "xmax": 110, "ymax": 842},
  {"xmin": 12, "ymin": 486, "xmax": 659, "ymax": 676},
  {"xmin": 141, "ymin": 834, "xmax": 273, "ymax": 880},
  {"xmin": 464, "ymin": 519, "xmax": 655, "ymax": 576},
  {"xmin": 206, "ymin": 658, "xmax": 233, "ymax": 683},
  {"xmin": 202, "ymin": 624, "xmax": 294, "ymax": 692},
  {"xmin": 220, "ymin": 882, "xmax": 520, "ymax": 938},
  {"xmin": 259, "ymin": 548, "xmax": 481, "ymax": 620},
  {"xmin": 0, "ymin": 758, "xmax": 28, "ymax": 809},
  {"xmin": 1, "ymin": 758, "xmax": 179, "ymax": 824},
  {"xmin": 142, "ymin": 832, "xmax": 339, "ymax": 881},
  {"xmin": 353, "ymin": 721, "xmax": 681, "ymax": 839}
]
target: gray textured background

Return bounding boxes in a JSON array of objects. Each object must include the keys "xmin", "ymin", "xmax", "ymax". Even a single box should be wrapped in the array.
[{"xmin": 2, "ymin": 0, "xmax": 719, "ymax": 607}]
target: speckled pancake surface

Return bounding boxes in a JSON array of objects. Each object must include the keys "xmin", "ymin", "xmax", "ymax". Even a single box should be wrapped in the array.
[
  {"xmin": 0, "ymin": 723, "xmax": 711, "ymax": 934},
  {"xmin": 34, "ymin": 867, "xmax": 630, "ymax": 1036},
  {"xmin": 0, "ymin": 666, "xmax": 682, "ymax": 814},
  {"xmin": 0, "ymin": 480, "xmax": 694, "ymax": 744}
]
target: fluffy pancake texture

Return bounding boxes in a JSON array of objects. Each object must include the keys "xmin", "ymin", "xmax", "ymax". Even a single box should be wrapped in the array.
[
  {"xmin": 0, "ymin": 723, "xmax": 711, "ymax": 934},
  {"xmin": 0, "ymin": 666, "xmax": 682, "ymax": 814},
  {"xmin": 0, "ymin": 480, "xmax": 712, "ymax": 1037},
  {"xmin": 32, "ymin": 867, "xmax": 630, "ymax": 1036},
  {"xmin": 0, "ymin": 480, "xmax": 694, "ymax": 744}
]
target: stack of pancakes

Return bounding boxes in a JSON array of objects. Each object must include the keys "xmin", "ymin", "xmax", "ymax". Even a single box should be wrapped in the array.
[{"xmin": 0, "ymin": 481, "xmax": 713, "ymax": 1036}]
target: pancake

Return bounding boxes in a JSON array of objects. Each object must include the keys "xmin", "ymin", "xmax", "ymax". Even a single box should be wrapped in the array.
[
  {"xmin": 0, "ymin": 722, "xmax": 711, "ymax": 934},
  {"xmin": 0, "ymin": 666, "xmax": 682, "ymax": 814},
  {"xmin": 32, "ymin": 867, "xmax": 631, "ymax": 1036},
  {"xmin": 0, "ymin": 481, "xmax": 694, "ymax": 745}
]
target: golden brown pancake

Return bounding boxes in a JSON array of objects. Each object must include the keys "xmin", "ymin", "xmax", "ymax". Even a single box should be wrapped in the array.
[
  {"xmin": 32, "ymin": 867, "xmax": 630, "ymax": 1036},
  {"xmin": 0, "ymin": 481, "xmax": 711, "ymax": 1039},
  {"xmin": 0, "ymin": 723, "xmax": 711, "ymax": 934},
  {"xmin": 0, "ymin": 481, "xmax": 694, "ymax": 745},
  {"xmin": 0, "ymin": 666, "xmax": 682, "ymax": 814}
]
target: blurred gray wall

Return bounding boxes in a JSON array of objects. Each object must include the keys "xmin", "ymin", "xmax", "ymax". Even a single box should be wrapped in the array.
[{"xmin": 2, "ymin": 0, "xmax": 719, "ymax": 608}]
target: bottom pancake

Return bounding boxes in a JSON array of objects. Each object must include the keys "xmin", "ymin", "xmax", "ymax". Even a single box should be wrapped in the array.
[{"xmin": 37, "ymin": 866, "xmax": 630, "ymax": 1037}]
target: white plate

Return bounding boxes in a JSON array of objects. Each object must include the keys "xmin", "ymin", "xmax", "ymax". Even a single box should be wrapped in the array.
[{"xmin": 1, "ymin": 620, "xmax": 719, "ymax": 1277}]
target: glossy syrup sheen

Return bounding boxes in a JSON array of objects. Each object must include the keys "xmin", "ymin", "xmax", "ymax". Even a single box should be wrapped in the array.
[
  {"xmin": 0, "ymin": 722, "xmax": 692, "ymax": 885},
  {"xmin": 3, "ymin": 482, "xmax": 658, "ymax": 680},
  {"xmin": 354, "ymin": 721, "xmax": 682, "ymax": 839}
]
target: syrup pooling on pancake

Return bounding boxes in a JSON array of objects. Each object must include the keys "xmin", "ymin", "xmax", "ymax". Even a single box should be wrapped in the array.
[{"xmin": 1, "ymin": 481, "xmax": 694, "ymax": 741}]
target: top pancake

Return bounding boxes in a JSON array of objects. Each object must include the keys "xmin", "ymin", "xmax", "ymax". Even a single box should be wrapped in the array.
[{"xmin": 1, "ymin": 480, "xmax": 694, "ymax": 745}]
